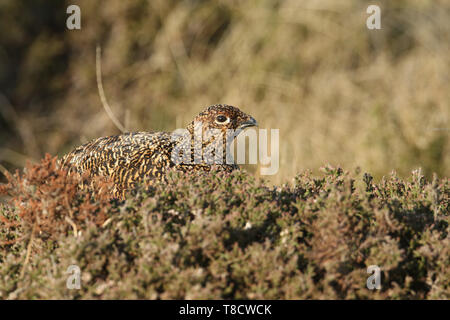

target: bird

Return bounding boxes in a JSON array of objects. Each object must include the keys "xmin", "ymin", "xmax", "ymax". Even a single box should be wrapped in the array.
[{"xmin": 61, "ymin": 104, "xmax": 258, "ymax": 198}]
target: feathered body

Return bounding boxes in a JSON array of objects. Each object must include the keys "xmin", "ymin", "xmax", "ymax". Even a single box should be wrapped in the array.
[{"xmin": 62, "ymin": 104, "xmax": 257, "ymax": 198}]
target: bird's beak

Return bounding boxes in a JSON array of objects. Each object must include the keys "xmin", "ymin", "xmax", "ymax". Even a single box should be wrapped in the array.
[{"xmin": 239, "ymin": 117, "xmax": 258, "ymax": 130}]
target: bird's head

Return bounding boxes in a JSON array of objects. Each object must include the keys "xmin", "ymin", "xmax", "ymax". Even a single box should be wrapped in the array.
[
  {"xmin": 177, "ymin": 104, "xmax": 257, "ymax": 165},
  {"xmin": 187, "ymin": 104, "xmax": 258, "ymax": 135}
]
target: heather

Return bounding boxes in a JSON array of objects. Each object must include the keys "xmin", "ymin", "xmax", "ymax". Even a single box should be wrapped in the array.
[{"xmin": 0, "ymin": 156, "xmax": 448, "ymax": 299}]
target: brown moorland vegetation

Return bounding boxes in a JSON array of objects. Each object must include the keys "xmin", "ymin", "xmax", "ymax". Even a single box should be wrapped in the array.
[{"xmin": 0, "ymin": 156, "xmax": 448, "ymax": 299}]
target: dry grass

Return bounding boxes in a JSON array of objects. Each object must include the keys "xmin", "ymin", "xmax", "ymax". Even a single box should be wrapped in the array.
[{"xmin": 0, "ymin": 0, "xmax": 449, "ymax": 184}]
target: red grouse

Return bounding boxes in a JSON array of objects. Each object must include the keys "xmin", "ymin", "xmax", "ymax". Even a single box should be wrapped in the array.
[{"xmin": 62, "ymin": 104, "xmax": 257, "ymax": 197}]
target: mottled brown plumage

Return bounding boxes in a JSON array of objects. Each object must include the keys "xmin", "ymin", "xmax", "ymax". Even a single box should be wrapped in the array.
[{"xmin": 62, "ymin": 104, "xmax": 257, "ymax": 198}]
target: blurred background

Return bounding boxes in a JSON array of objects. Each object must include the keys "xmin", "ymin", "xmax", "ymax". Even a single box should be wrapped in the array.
[{"xmin": 0, "ymin": 0, "xmax": 448, "ymax": 184}]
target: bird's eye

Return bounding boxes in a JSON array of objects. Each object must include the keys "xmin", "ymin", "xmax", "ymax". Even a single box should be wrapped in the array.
[{"xmin": 215, "ymin": 115, "xmax": 230, "ymax": 125}]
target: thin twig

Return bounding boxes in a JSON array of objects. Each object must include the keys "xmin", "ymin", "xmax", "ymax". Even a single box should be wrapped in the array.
[
  {"xmin": 96, "ymin": 45, "xmax": 127, "ymax": 133},
  {"xmin": 0, "ymin": 163, "xmax": 11, "ymax": 178},
  {"xmin": 65, "ymin": 216, "xmax": 78, "ymax": 237},
  {"xmin": 20, "ymin": 221, "xmax": 37, "ymax": 279},
  {"xmin": 101, "ymin": 217, "xmax": 113, "ymax": 228},
  {"xmin": 0, "ymin": 148, "xmax": 36, "ymax": 168},
  {"xmin": 0, "ymin": 236, "xmax": 25, "ymax": 246}
]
